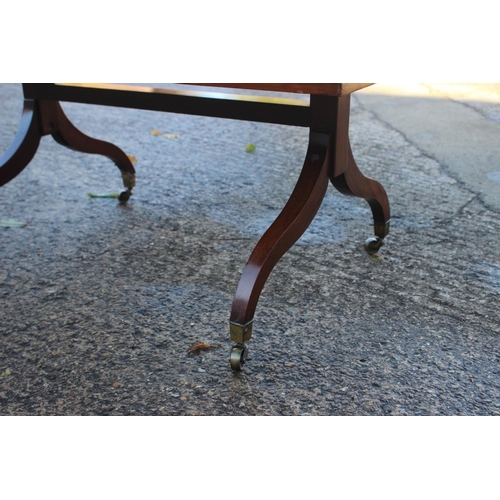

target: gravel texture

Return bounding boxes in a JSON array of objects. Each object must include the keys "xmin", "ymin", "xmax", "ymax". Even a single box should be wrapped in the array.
[{"xmin": 1, "ymin": 83, "xmax": 499, "ymax": 415}]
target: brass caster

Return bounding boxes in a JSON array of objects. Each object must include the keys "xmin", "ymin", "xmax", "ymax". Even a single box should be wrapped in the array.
[
  {"xmin": 230, "ymin": 343, "xmax": 249, "ymax": 371},
  {"xmin": 364, "ymin": 236, "xmax": 385, "ymax": 255},
  {"xmin": 118, "ymin": 189, "xmax": 132, "ymax": 202}
]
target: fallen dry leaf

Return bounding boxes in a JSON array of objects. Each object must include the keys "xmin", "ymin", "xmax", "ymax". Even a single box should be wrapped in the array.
[
  {"xmin": 112, "ymin": 381, "xmax": 122, "ymax": 388},
  {"xmin": 187, "ymin": 343, "xmax": 218, "ymax": 355},
  {"xmin": 150, "ymin": 129, "xmax": 163, "ymax": 136},
  {"xmin": 127, "ymin": 154, "xmax": 138, "ymax": 165},
  {"xmin": 164, "ymin": 133, "xmax": 179, "ymax": 139}
]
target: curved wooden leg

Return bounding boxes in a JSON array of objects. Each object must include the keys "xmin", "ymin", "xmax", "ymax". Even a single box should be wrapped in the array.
[
  {"xmin": 39, "ymin": 101, "xmax": 136, "ymax": 200},
  {"xmin": 330, "ymin": 139, "xmax": 391, "ymax": 250},
  {"xmin": 0, "ymin": 99, "xmax": 42, "ymax": 187},
  {"xmin": 229, "ymin": 131, "xmax": 331, "ymax": 356}
]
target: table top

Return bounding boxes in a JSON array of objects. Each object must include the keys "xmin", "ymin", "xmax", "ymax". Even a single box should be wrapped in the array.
[{"xmin": 187, "ymin": 83, "xmax": 373, "ymax": 96}]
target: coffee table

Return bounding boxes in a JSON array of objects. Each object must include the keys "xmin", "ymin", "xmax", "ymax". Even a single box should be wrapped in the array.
[{"xmin": 0, "ymin": 83, "xmax": 390, "ymax": 370}]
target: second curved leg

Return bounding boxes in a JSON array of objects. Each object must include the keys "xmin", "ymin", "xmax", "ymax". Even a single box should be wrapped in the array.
[
  {"xmin": 0, "ymin": 99, "xmax": 42, "ymax": 187},
  {"xmin": 331, "ymin": 140, "xmax": 391, "ymax": 253},
  {"xmin": 229, "ymin": 131, "xmax": 331, "ymax": 369},
  {"xmin": 39, "ymin": 101, "xmax": 136, "ymax": 201}
]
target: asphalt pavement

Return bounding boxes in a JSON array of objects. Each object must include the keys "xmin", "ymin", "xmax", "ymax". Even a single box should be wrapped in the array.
[{"xmin": 1, "ymin": 83, "xmax": 499, "ymax": 415}]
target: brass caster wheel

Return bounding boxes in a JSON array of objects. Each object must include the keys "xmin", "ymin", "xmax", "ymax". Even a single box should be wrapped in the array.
[
  {"xmin": 230, "ymin": 343, "xmax": 249, "ymax": 371},
  {"xmin": 118, "ymin": 189, "xmax": 132, "ymax": 202},
  {"xmin": 364, "ymin": 236, "xmax": 385, "ymax": 255}
]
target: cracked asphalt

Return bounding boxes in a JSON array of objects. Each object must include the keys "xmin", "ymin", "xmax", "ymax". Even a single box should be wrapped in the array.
[{"xmin": 1, "ymin": 83, "xmax": 499, "ymax": 415}]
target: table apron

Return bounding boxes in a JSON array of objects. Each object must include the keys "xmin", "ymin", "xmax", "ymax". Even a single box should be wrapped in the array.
[{"xmin": 23, "ymin": 83, "xmax": 312, "ymax": 128}]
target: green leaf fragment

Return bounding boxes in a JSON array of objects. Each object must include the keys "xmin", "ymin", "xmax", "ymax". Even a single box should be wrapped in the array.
[
  {"xmin": 87, "ymin": 192, "xmax": 120, "ymax": 199},
  {"xmin": 1, "ymin": 369, "xmax": 12, "ymax": 377},
  {"xmin": 245, "ymin": 143, "xmax": 256, "ymax": 153},
  {"xmin": 0, "ymin": 218, "xmax": 27, "ymax": 228}
]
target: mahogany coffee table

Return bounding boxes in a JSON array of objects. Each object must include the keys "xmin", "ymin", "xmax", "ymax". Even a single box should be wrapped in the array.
[{"xmin": 0, "ymin": 83, "xmax": 390, "ymax": 370}]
